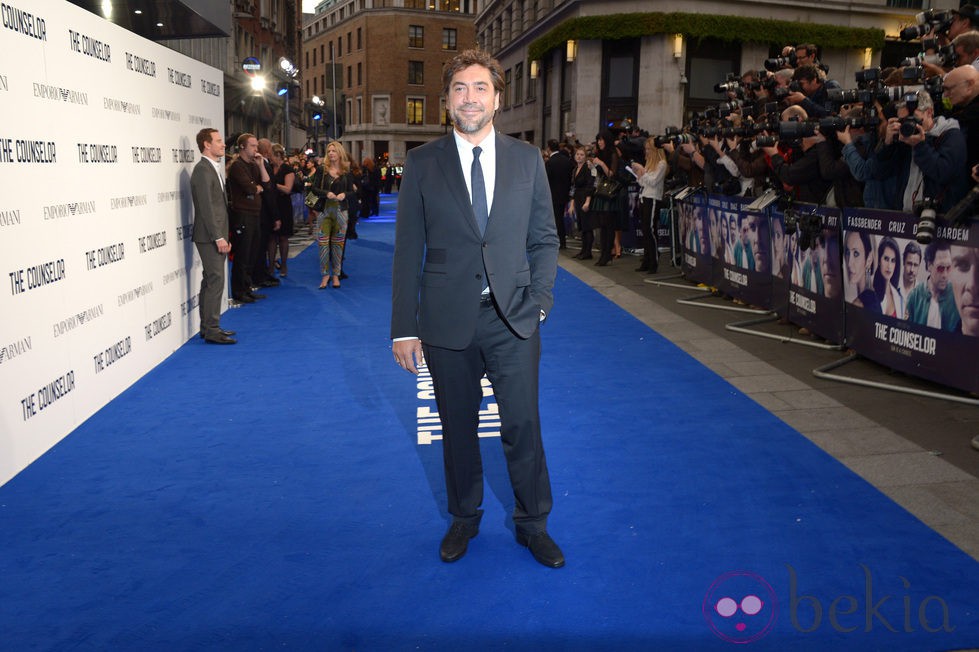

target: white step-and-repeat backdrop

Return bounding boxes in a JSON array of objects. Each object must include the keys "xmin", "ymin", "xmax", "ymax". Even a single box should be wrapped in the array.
[{"xmin": 0, "ymin": 1, "xmax": 225, "ymax": 485}]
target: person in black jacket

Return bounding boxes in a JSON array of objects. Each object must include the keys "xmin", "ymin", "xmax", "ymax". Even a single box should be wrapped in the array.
[
  {"xmin": 945, "ymin": 64, "xmax": 979, "ymax": 170},
  {"xmin": 544, "ymin": 140, "xmax": 575, "ymax": 249},
  {"xmin": 761, "ymin": 107, "xmax": 833, "ymax": 204}
]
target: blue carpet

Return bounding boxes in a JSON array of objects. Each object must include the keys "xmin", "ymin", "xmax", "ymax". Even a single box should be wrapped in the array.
[{"xmin": 1, "ymin": 197, "xmax": 978, "ymax": 651}]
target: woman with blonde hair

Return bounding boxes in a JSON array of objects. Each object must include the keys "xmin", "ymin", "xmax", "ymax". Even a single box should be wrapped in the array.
[
  {"xmin": 310, "ymin": 141, "xmax": 355, "ymax": 289},
  {"xmin": 631, "ymin": 137, "xmax": 668, "ymax": 273}
]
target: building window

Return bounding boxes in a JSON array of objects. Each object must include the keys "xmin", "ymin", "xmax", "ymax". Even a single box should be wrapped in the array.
[
  {"xmin": 408, "ymin": 25, "xmax": 424, "ymax": 48},
  {"xmin": 408, "ymin": 60, "xmax": 424, "ymax": 85},
  {"xmin": 407, "ymin": 98, "xmax": 424, "ymax": 125},
  {"xmin": 338, "ymin": 35, "xmax": 343, "ymax": 55},
  {"xmin": 357, "ymin": 62, "xmax": 362, "ymax": 85},
  {"xmin": 357, "ymin": 27, "xmax": 362, "ymax": 49},
  {"xmin": 405, "ymin": 0, "xmax": 425, "ymax": 8},
  {"xmin": 347, "ymin": 31, "xmax": 352, "ymax": 54},
  {"xmin": 347, "ymin": 65, "xmax": 352, "ymax": 87},
  {"xmin": 442, "ymin": 28, "xmax": 457, "ymax": 50},
  {"xmin": 503, "ymin": 68, "xmax": 512, "ymax": 108},
  {"xmin": 514, "ymin": 62, "xmax": 524, "ymax": 104}
]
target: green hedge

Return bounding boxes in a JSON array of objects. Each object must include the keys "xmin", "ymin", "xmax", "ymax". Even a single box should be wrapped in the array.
[{"xmin": 527, "ymin": 12, "xmax": 887, "ymax": 62}]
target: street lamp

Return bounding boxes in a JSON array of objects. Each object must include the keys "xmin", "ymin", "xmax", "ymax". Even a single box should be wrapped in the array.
[
  {"xmin": 310, "ymin": 95, "xmax": 325, "ymax": 156},
  {"xmin": 277, "ymin": 58, "xmax": 298, "ymax": 151}
]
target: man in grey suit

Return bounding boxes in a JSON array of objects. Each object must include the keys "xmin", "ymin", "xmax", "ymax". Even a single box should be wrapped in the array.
[
  {"xmin": 191, "ymin": 128, "xmax": 236, "ymax": 345},
  {"xmin": 391, "ymin": 49, "xmax": 563, "ymax": 568}
]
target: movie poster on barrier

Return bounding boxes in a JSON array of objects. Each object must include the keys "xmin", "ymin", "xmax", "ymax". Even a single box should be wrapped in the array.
[
  {"xmin": 842, "ymin": 208, "xmax": 979, "ymax": 394},
  {"xmin": 678, "ymin": 191, "xmax": 711, "ymax": 284},
  {"xmin": 709, "ymin": 195, "xmax": 773, "ymax": 309},
  {"xmin": 784, "ymin": 205, "xmax": 845, "ymax": 344}
]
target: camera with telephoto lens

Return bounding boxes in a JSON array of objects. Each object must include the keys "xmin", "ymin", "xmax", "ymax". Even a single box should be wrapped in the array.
[
  {"xmin": 779, "ymin": 120, "xmax": 817, "ymax": 140},
  {"xmin": 913, "ymin": 198, "xmax": 938, "ymax": 244},
  {"xmin": 854, "ymin": 67, "xmax": 881, "ymax": 88},
  {"xmin": 921, "ymin": 44, "xmax": 956, "ymax": 68},
  {"xmin": 899, "ymin": 9, "xmax": 954, "ymax": 41},
  {"xmin": 714, "ymin": 73, "xmax": 743, "ymax": 96},
  {"xmin": 764, "ymin": 51, "xmax": 797, "ymax": 72},
  {"xmin": 718, "ymin": 99, "xmax": 743, "ymax": 118}
]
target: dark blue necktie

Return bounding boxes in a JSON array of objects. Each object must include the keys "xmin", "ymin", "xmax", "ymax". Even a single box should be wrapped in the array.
[{"xmin": 471, "ymin": 146, "xmax": 488, "ymax": 236}]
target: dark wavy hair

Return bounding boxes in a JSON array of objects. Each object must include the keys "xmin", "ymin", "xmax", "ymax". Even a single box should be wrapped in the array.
[
  {"xmin": 873, "ymin": 236, "xmax": 901, "ymax": 299},
  {"xmin": 441, "ymin": 48, "xmax": 504, "ymax": 98}
]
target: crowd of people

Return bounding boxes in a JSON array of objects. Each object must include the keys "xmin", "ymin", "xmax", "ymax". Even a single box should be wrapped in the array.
[
  {"xmin": 190, "ymin": 127, "xmax": 405, "ymax": 344},
  {"xmin": 543, "ymin": 124, "xmax": 668, "ymax": 274}
]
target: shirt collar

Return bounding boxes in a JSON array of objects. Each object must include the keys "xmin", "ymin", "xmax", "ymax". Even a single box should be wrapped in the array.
[{"xmin": 453, "ymin": 129, "xmax": 495, "ymax": 157}]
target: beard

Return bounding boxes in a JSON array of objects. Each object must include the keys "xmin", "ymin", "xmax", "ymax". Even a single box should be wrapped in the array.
[{"xmin": 450, "ymin": 103, "xmax": 494, "ymax": 134}]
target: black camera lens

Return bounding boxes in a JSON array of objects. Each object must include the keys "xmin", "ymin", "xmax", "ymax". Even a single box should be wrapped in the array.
[
  {"xmin": 915, "ymin": 202, "xmax": 937, "ymax": 245},
  {"xmin": 900, "ymin": 23, "xmax": 930, "ymax": 40},
  {"xmin": 779, "ymin": 121, "xmax": 816, "ymax": 140},
  {"xmin": 900, "ymin": 116, "xmax": 922, "ymax": 138}
]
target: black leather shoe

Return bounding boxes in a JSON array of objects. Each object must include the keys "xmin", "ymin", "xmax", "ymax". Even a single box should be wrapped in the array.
[
  {"xmin": 232, "ymin": 294, "xmax": 255, "ymax": 304},
  {"xmin": 439, "ymin": 521, "xmax": 479, "ymax": 563},
  {"xmin": 203, "ymin": 334, "xmax": 236, "ymax": 345},
  {"xmin": 247, "ymin": 291, "xmax": 267, "ymax": 300},
  {"xmin": 260, "ymin": 278, "xmax": 280, "ymax": 287},
  {"xmin": 516, "ymin": 531, "xmax": 565, "ymax": 568},
  {"xmin": 199, "ymin": 329, "xmax": 236, "ymax": 339}
]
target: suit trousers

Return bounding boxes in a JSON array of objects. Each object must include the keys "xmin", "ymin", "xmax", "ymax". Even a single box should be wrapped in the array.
[
  {"xmin": 423, "ymin": 300, "xmax": 552, "ymax": 535},
  {"xmin": 230, "ymin": 209, "xmax": 259, "ymax": 298},
  {"xmin": 195, "ymin": 240, "xmax": 226, "ymax": 336}
]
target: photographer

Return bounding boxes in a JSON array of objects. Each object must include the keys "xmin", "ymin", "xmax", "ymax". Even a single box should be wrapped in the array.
[
  {"xmin": 952, "ymin": 31, "xmax": 979, "ymax": 70},
  {"xmin": 760, "ymin": 107, "xmax": 833, "ymax": 203},
  {"xmin": 875, "ymin": 90, "xmax": 968, "ymax": 212},
  {"xmin": 816, "ymin": 107, "xmax": 867, "ymax": 207},
  {"xmin": 725, "ymin": 134, "xmax": 769, "ymax": 197},
  {"xmin": 944, "ymin": 64, "xmax": 979, "ymax": 168},
  {"xmin": 701, "ymin": 131, "xmax": 745, "ymax": 195},
  {"xmin": 950, "ymin": 6, "xmax": 979, "ymax": 42},
  {"xmin": 837, "ymin": 104, "xmax": 893, "ymax": 209},
  {"xmin": 785, "ymin": 64, "xmax": 840, "ymax": 119}
]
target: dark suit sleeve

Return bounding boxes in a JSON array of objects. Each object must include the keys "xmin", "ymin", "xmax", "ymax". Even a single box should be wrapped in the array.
[
  {"xmin": 191, "ymin": 163, "xmax": 224, "ymax": 242},
  {"xmin": 527, "ymin": 151, "xmax": 559, "ymax": 317},
  {"xmin": 391, "ymin": 151, "xmax": 425, "ymax": 339}
]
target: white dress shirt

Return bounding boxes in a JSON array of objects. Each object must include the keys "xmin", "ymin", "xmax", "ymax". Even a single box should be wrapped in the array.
[{"xmin": 453, "ymin": 129, "xmax": 495, "ymax": 216}]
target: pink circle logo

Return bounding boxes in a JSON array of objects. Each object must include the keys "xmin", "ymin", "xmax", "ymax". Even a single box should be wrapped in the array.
[{"xmin": 703, "ymin": 570, "xmax": 778, "ymax": 644}]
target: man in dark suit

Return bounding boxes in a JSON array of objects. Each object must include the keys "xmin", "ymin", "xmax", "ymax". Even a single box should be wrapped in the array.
[
  {"xmin": 391, "ymin": 49, "xmax": 563, "ymax": 568},
  {"xmin": 227, "ymin": 133, "xmax": 270, "ymax": 304},
  {"xmin": 545, "ymin": 139, "xmax": 574, "ymax": 249},
  {"xmin": 190, "ymin": 128, "xmax": 236, "ymax": 345}
]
